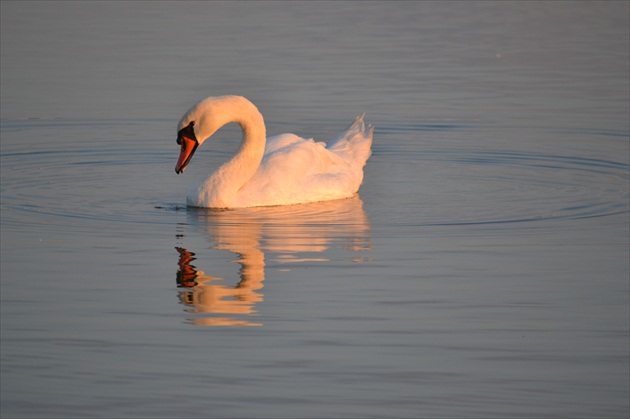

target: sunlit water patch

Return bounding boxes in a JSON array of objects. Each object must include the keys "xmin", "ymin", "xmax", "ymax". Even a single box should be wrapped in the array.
[{"xmin": 171, "ymin": 198, "xmax": 372, "ymax": 326}]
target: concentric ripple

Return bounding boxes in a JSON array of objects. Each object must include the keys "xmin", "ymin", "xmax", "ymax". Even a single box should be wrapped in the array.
[
  {"xmin": 1, "ymin": 119, "xmax": 628, "ymax": 233},
  {"xmin": 424, "ymin": 149, "xmax": 629, "ymax": 226},
  {"xmin": 369, "ymin": 122, "xmax": 629, "ymax": 228},
  {"xmin": 0, "ymin": 119, "xmax": 176, "ymax": 235}
]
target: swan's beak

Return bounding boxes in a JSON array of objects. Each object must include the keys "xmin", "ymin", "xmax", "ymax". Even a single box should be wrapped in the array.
[{"xmin": 175, "ymin": 136, "xmax": 198, "ymax": 174}]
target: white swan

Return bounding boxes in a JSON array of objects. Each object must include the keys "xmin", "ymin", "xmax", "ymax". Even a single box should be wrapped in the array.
[{"xmin": 175, "ymin": 95, "xmax": 373, "ymax": 208}]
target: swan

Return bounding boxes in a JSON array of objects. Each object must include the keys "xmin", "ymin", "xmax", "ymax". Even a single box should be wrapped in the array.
[{"xmin": 175, "ymin": 95, "xmax": 373, "ymax": 208}]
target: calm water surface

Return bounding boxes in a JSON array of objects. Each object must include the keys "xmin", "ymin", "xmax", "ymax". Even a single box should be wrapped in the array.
[{"xmin": 1, "ymin": 2, "xmax": 629, "ymax": 418}]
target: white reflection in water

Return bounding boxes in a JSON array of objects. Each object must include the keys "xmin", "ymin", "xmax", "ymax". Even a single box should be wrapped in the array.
[{"xmin": 175, "ymin": 196, "xmax": 370, "ymax": 326}]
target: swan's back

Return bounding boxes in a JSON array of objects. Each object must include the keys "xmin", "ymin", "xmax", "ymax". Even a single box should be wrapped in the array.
[{"xmin": 236, "ymin": 116, "xmax": 373, "ymax": 207}]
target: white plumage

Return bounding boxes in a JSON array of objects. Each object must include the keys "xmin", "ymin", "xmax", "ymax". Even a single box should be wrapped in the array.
[{"xmin": 175, "ymin": 95, "xmax": 373, "ymax": 208}]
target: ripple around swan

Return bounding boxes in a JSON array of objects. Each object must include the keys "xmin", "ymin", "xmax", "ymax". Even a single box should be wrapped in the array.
[
  {"xmin": 0, "ymin": 119, "xmax": 173, "ymax": 234},
  {"xmin": 1, "ymin": 118, "xmax": 628, "ymax": 233},
  {"xmin": 367, "ymin": 122, "xmax": 629, "ymax": 228},
  {"xmin": 420, "ymin": 149, "xmax": 629, "ymax": 226}
]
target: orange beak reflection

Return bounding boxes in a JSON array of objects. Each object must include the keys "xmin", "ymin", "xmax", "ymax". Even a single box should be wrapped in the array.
[
  {"xmin": 175, "ymin": 246, "xmax": 265, "ymax": 327},
  {"xmin": 175, "ymin": 247, "xmax": 199, "ymax": 288}
]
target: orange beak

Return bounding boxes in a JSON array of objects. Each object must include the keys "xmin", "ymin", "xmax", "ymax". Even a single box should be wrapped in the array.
[
  {"xmin": 175, "ymin": 135, "xmax": 198, "ymax": 174},
  {"xmin": 175, "ymin": 121, "xmax": 198, "ymax": 174}
]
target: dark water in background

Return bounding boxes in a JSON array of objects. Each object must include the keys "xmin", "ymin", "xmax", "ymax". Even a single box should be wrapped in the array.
[{"xmin": 1, "ymin": 2, "xmax": 628, "ymax": 418}]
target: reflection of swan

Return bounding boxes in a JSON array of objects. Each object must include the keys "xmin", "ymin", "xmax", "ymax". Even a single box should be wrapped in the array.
[
  {"xmin": 175, "ymin": 95, "xmax": 373, "ymax": 208},
  {"xmin": 176, "ymin": 247, "xmax": 264, "ymax": 327},
  {"xmin": 176, "ymin": 196, "xmax": 371, "ymax": 326}
]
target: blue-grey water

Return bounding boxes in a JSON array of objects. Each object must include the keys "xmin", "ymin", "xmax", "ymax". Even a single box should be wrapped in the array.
[{"xmin": 1, "ymin": 2, "xmax": 628, "ymax": 418}]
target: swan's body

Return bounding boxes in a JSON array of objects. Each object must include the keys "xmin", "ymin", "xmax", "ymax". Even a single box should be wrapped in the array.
[{"xmin": 175, "ymin": 95, "xmax": 373, "ymax": 208}]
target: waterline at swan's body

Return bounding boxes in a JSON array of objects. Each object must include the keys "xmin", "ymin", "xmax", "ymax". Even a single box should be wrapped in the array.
[{"xmin": 174, "ymin": 95, "xmax": 373, "ymax": 208}]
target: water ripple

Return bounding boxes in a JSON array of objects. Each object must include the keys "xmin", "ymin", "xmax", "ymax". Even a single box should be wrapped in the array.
[
  {"xmin": 369, "ymin": 146, "xmax": 628, "ymax": 228},
  {"xmin": 1, "ymin": 119, "xmax": 628, "ymax": 232}
]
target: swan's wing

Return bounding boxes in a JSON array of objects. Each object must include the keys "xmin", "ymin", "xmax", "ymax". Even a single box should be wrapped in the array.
[
  {"xmin": 260, "ymin": 137, "xmax": 343, "ymax": 177},
  {"xmin": 239, "ymin": 136, "xmax": 355, "ymax": 204},
  {"xmin": 264, "ymin": 133, "xmax": 308, "ymax": 155}
]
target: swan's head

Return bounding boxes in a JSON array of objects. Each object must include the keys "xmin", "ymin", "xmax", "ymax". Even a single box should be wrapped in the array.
[{"xmin": 175, "ymin": 96, "xmax": 244, "ymax": 174}]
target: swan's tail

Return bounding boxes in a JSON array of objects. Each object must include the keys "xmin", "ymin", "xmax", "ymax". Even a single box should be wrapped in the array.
[{"xmin": 327, "ymin": 115, "xmax": 373, "ymax": 169}]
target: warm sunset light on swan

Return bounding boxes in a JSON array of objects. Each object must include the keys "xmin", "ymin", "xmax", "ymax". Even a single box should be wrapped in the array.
[{"xmin": 175, "ymin": 95, "xmax": 373, "ymax": 208}]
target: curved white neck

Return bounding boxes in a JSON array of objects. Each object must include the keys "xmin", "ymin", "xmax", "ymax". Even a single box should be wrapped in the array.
[{"xmin": 203, "ymin": 97, "xmax": 267, "ymax": 205}]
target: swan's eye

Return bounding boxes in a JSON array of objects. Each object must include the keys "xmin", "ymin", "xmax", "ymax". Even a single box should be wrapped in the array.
[{"xmin": 177, "ymin": 121, "xmax": 196, "ymax": 145}]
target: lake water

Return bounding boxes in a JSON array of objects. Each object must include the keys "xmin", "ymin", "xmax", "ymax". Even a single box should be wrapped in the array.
[{"xmin": 1, "ymin": 2, "xmax": 628, "ymax": 418}]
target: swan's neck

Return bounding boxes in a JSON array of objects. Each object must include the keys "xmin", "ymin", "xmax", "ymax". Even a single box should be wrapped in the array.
[{"xmin": 206, "ymin": 97, "xmax": 266, "ymax": 205}]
